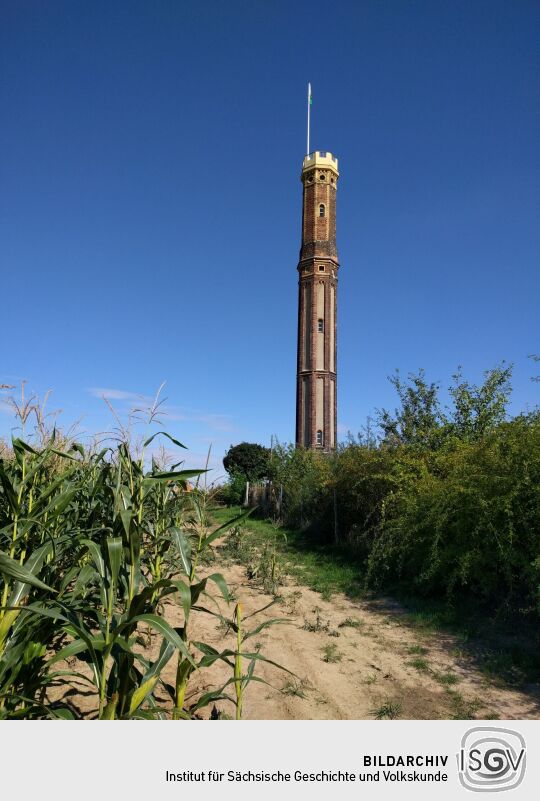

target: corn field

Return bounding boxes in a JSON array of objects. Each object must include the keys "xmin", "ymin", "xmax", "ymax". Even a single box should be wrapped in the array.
[{"xmin": 0, "ymin": 401, "xmax": 284, "ymax": 719}]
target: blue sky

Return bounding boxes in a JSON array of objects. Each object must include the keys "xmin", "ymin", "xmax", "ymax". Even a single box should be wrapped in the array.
[{"xmin": 1, "ymin": 1, "xmax": 539, "ymax": 476}]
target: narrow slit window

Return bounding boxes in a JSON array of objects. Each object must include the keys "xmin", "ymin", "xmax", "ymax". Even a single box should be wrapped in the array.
[
  {"xmin": 318, "ymin": 318, "xmax": 324, "ymax": 333},
  {"xmin": 319, "ymin": 204, "xmax": 326, "ymax": 217},
  {"xmin": 316, "ymin": 430, "xmax": 323, "ymax": 446}
]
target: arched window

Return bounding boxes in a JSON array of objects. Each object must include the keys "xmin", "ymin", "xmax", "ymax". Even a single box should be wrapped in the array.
[
  {"xmin": 318, "ymin": 318, "xmax": 324, "ymax": 333},
  {"xmin": 319, "ymin": 204, "xmax": 325, "ymax": 218},
  {"xmin": 316, "ymin": 430, "xmax": 324, "ymax": 446}
]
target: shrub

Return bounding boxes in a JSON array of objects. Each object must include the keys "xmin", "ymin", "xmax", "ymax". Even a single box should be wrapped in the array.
[
  {"xmin": 366, "ymin": 416, "xmax": 540, "ymax": 614},
  {"xmin": 268, "ymin": 443, "xmax": 331, "ymax": 529},
  {"xmin": 220, "ymin": 471, "xmax": 247, "ymax": 506},
  {"xmin": 268, "ymin": 366, "xmax": 540, "ymax": 622}
]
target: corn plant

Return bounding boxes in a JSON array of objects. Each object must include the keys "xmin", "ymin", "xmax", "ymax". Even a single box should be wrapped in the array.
[
  {"xmin": 187, "ymin": 597, "xmax": 292, "ymax": 719},
  {"xmin": 0, "ymin": 410, "xmax": 285, "ymax": 719}
]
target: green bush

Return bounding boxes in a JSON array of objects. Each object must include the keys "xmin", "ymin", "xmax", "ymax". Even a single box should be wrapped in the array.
[
  {"xmin": 366, "ymin": 415, "xmax": 540, "ymax": 615},
  {"xmin": 268, "ymin": 365, "xmax": 540, "ymax": 621},
  {"xmin": 268, "ymin": 443, "xmax": 331, "ymax": 528},
  {"xmin": 220, "ymin": 471, "xmax": 247, "ymax": 506}
]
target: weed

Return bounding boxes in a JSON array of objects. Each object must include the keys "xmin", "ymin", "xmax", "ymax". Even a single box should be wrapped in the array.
[
  {"xmin": 408, "ymin": 657, "xmax": 429, "ymax": 672},
  {"xmin": 303, "ymin": 606, "xmax": 329, "ymax": 633},
  {"xmin": 372, "ymin": 699, "xmax": 402, "ymax": 719},
  {"xmin": 446, "ymin": 689, "xmax": 484, "ymax": 720},
  {"xmin": 435, "ymin": 672, "xmax": 459, "ymax": 686},
  {"xmin": 281, "ymin": 678, "xmax": 311, "ymax": 699},
  {"xmin": 281, "ymin": 590, "xmax": 303, "ymax": 616},
  {"xmin": 338, "ymin": 617, "xmax": 364, "ymax": 629},
  {"xmin": 227, "ymin": 586, "xmax": 239, "ymax": 603},
  {"xmin": 407, "ymin": 644, "xmax": 428, "ymax": 655},
  {"xmin": 322, "ymin": 643, "xmax": 342, "ymax": 663},
  {"xmin": 261, "ymin": 547, "xmax": 284, "ymax": 595},
  {"xmin": 219, "ymin": 523, "xmax": 252, "ymax": 565}
]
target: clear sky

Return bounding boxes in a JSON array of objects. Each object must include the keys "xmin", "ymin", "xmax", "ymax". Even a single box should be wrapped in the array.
[{"xmin": 1, "ymin": 1, "xmax": 539, "ymax": 476}]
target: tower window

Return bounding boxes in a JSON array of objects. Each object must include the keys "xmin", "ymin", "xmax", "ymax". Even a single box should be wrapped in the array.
[
  {"xmin": 320, "ymin": 173, "xmax": 325, "ymax": 181},
  {"xmin": 318, "ymin": 319, "xmax": 324, "ymax": 333},
  {"xmin": 319, "ymin": 204, "xmax": 325, "ymax": 217},
  {"xmin": 318, "ymin": 265, "xmax": 325, "ymax": 272},
  {"xmin": 316, "ymin": 430, "xmax": 324, "ymax": 446}
]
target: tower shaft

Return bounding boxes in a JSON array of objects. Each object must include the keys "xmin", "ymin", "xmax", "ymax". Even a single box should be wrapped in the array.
[{"xmin": 295, "ymin": 151, "xmax": 339, "ymax": 451}]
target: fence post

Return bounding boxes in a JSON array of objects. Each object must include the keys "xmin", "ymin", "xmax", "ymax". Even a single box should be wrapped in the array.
[
  {"xmin": 243, "ymin": 480, "xmax": 250, "ymax": 507},
  {"xmin": 333, "ymin": 488, "xmax": 338, "ymax": 545}
]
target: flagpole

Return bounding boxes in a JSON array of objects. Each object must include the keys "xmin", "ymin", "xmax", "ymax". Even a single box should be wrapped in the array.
[{"xmin": 307, "ymin": 82, "xmax": 311, "ymax": 156}]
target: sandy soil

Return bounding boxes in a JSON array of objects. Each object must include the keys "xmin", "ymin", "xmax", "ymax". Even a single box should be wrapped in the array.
[{"xmin": 53, "ymin": 560, "xmax": 540, "ymax": 720}]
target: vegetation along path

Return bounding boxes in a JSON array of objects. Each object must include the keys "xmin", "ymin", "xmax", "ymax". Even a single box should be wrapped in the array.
[{"xmin": 193, "ymin": 507, "xmax": 540, "ymax": 720}]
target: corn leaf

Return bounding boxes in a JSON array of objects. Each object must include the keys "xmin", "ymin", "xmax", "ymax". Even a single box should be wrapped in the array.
[
  {"xmin": 242, "ymin": 618, "xmax": 290, "ymax": 641},
  {"xmin": 0, "ymin": 551, "xmax": 56, "ymax": 593},
  {"xmin": 205, "ymin": 572, "xmax": 230, "ymax": 602},
  {"xmin": 147, "ymin": 469, "xmax": 207, "ymax": 482},
  {"xmin": 106, "ymin": 537, "xmax": 123, "ymax": 589},
  {"xmin": 123, "ymin": 614, "xmax": 196, "ymax": 666},
  {"xmin": 143, "ymin": 431, "xmax": 187, "ymax": 449},
  {"xmin": 8, "ymin": 540, "xmax": 55, "ymax": 606},
  {"xmin": 203, "ymin": 508, "xmax": 254, "ymax": 546},
  {"xmin": 0, "ymin": 465, "xmax": 19, "ymax": 515},
  {"xmin": 128, "ymin": 675, "xmax": 159, "ymax": 716},
  {"xmin": 169, "ymin": 528, "xmax": 192, "ymax": 576}
]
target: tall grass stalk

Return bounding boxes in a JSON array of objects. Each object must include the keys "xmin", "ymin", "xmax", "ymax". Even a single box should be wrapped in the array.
[{"xmin": 234, "ymin": 603, "xmax": 243, "ymax": 720}]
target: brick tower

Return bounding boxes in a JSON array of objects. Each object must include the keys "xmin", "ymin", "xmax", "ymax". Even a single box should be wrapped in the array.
[{"xmin": 295, "ymin": 151, "xmax": 339, "ymax": 450}]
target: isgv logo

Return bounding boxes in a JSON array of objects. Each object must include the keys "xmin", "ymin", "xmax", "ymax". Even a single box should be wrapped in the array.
[{"xmin": 457, "ymin": 727, "xmax": 526, "ymax": 792}]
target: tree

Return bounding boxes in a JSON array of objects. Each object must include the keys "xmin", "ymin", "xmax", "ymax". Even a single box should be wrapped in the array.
[
  {"xmin": 377, "ymin": 369, "xmax": 444, "ymax": 448},
  {"xmin": 377, "ymin": 364, "xmax": 514, "ymax": 448},
  {"xmin": 449, "ymin": 363, "xmax": 512, "ymax": 441},
  {"xmin": 223, "ymin": 442, "xmax": 270, "ymax": 481}
]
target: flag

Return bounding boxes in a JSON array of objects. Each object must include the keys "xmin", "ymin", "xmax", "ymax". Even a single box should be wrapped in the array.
[{"xmin": 308, "ymin": 83, "xmax": 312, "ymax": 105}]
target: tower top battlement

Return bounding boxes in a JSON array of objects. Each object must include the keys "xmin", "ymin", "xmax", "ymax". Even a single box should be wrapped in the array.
[{"xmin": 302, "ymin": 151, "xmax": 339, "ymax": 176}]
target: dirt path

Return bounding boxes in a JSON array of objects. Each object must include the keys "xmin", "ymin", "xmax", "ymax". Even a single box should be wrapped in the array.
[
  {"xmin": 163, "ymin": 562, "xmax": 540, "ymax": 720},
  {"xmin": 51, "ymin": 558, "xmax": 540, "ymax": 720}
]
